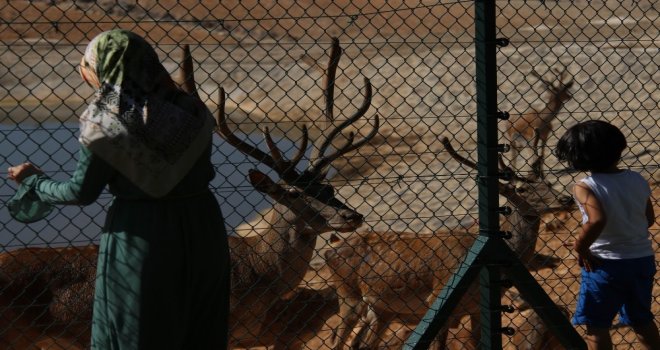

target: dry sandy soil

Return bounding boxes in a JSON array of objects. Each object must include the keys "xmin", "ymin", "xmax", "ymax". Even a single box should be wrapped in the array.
[{"xmin": 1, "ymin": 0, "xmax": 659, "ymax": 349}]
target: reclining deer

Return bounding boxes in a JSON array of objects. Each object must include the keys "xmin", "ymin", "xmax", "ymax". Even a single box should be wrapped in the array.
[
  {"xmin": 324, "ymin": 132, "xmax": 574, "ymax": 350},
  {"xmin": 509, "ymin": 305, "xmax": 571, "ymax": 350},
  {"xmin": 220, "ymin": 37, "xmax": 379, "ymax": 348},
  {"xmin": 506, "ymin": 66, "xmax": 573, "ymax": 179},
  {"xmin": 0, "ymin": 38, "xmax": 378, "ymax": 350}
]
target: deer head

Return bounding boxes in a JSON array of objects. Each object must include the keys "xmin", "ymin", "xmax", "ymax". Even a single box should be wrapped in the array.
[
  {"xmin": 215, "ymin": 87, "xmax": 379, "ymax": 234},
  {"xmin": 440, "ymin": 134, "xmax": 574, "ymax": 268},
  {"xmin": 531, "ymin": 66, "xmax": 574, "ymax": 110},
  {"xmin": 214, "ymin": 38, "xmax": 379, "ymax": 236},
  {"xmin": 440, "ymin": 132, "xmax": 573, "ymax": 217}
]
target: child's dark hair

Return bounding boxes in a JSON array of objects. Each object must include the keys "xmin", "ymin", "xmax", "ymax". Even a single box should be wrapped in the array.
[{"xmin": 554, "ymin": 120, "xmax": 626, "ymax": 172}]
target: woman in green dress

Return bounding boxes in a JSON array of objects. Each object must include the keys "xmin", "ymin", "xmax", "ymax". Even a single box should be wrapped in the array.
[{"xmin": 7, "ymin": 29, "xmax": 230, "ymax": 349}]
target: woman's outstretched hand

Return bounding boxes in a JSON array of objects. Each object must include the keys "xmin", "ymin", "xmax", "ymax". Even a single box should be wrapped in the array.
[{"xmin": 7, "ymin": 162, "xmax": 43, "ymax": 184}]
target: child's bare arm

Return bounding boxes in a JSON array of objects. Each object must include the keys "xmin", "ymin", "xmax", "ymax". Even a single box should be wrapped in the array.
[
  {"xmin": 647, "ymin": 198, "xmax": 656, "ymax": 228},
  {"xmin": 573, "ymin": 183, "xmax": 606, "ymax": 271}
]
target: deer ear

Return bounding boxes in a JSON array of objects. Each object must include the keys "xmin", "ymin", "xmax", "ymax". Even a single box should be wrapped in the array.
[{"xmin": 248, "ymin": 169, "xmax": 280, "ymax": 194}]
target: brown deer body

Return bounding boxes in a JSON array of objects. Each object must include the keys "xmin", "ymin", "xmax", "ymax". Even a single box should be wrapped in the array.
[
  {"xmin": 0, "ymin": 39, "xmax": 377, "ymax": 350},
  {"xmin": 0, "ymin": 245, "xmax": 97, "ymax": 350},
  {"xmin": 506, "ymin": 67, "xmax": 573, "ymax": 178},
  {"xmin": 509, "ymin": 305, "xmax": 571, "ymax": 350},
  {"xmin": 0, "ymin": 245, "xmax": 342, "ymax": 350},
  {"xmin": 323, "ymin": 135, "xmax": 574, "ymax": 350},
  {"xmin": 218, "ymin": 37, "xmax": 378, "ymax": 347}
]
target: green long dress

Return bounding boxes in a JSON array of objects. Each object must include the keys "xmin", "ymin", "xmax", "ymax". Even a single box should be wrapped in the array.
[{"xmin": 9, "ymin": 145, "xmax": 230, "ymax": 349}]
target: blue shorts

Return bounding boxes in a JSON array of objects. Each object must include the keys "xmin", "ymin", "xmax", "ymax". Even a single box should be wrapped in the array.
[{"xmin": 572, "ymin": 255, "xmax": 656, "ymax": 328}]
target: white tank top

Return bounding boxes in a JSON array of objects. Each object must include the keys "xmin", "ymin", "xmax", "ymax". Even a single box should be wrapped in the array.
[{"xmin": 577, "ymin": 170, "xmax": 653, "ymax": 259}]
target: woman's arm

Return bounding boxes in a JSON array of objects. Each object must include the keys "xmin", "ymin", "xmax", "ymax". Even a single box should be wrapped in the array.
[
  {"xmin": 647, "ymin": 198, "xmax": 656, "ymax": 228},
  {"xmin": 14, "ymin": 147, "xmax": 115, "ymax": 205}
]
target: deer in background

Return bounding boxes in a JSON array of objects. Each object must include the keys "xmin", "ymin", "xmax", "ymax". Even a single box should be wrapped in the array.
[
  {"xmin": 506, "ymin": 66, "xmax": 573, "ymax": 179},
  {"xmin": 323, "ymin": 132, "xmax": 574, "ymax": 350},
  {"xmin": 0, "ymin": 38, "xmax": 378, "ymax": 350}
]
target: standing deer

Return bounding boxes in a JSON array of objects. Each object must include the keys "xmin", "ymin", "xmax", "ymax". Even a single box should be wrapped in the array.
[
  {"xmin": 0, "ymin": 38, "xmax": 378, "ymax": 350},
  {"xmin": 506, "ymin": 66, "xmax": 573, "ymax": 179},
  {"xmin": 323, "ymin": 133, "xmax": 574, "ymax": 350}
]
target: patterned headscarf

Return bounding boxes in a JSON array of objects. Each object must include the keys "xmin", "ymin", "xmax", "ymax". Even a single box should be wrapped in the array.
[{"xmin": 78, "ymin": 30, "xmax": 215, "ymax": 197}]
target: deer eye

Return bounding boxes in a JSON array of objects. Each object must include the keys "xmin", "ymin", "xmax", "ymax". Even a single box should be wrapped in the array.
[
  {"xmin": 515, "ymin": 187, "xmax": 527, "ymax": 194},
  {"xmin": 286, "ymin": 188, "xmax": 301, "ymax": 196},
  {"xmin": 319, "ymin": 185, "xmax": 335, "ymax": 197}
]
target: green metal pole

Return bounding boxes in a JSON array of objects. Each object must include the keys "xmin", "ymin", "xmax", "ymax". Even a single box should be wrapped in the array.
[
  {"xmin": 505, "ymin": 249, "xmax": 589, "ymax": 349},
  {"xmin": 403, "ymin": 236, "xmax": 488, "ymax": 350},
  {"xmin": 475, "ymin": 0, "xmax": 502, "ymax": 348},
  {"xmin": 475, "ymin": 0, "xmax": 498, "ymax": 235},
  {"xmin": 407, "ymin": 2, "xmax": 587, "ymax": 349}
]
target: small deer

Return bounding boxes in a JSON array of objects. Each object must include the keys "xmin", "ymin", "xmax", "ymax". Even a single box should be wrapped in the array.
[
  {"xmin": 506, "ymin": 66, "xmax": 573, "ymax": 179},
  {"xmin": 0, "ymin": 39, "xmax": 378, "ymax": 350},
  {"xmin": 323, "ymin": 133, "xmax": 574, "ymax": 350}
]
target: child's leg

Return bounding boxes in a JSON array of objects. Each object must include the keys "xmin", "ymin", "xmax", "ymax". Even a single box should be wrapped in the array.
[
  {"xmin": 572, "ymin": 262, "xmax": 620, "ymax": 350},
  {"xmin": 617, "ymin": 256, "xmax": 657, "ymax": 350},
  {"xmin": 632, "ymin": 321, "xmax": 660, "ymax": 350},
  {"xmin": 584, "ymin": 326, "xmax": 612, "ymax": 350}
]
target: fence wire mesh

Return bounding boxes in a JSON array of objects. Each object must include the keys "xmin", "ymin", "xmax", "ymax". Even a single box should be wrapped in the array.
[{"xmin": 0, "ymin": 1, "xmax": 658, "ymax": 349}]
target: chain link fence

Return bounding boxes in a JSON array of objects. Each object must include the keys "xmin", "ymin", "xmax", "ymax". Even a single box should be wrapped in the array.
[{"xmin": 0, "ymin": 1, "xmax": 658, "ymax": 349}]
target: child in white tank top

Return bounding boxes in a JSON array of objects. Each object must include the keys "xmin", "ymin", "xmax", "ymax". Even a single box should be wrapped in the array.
[{"xmin": 555, "ymin": 120, "xmax": 658, "ymax": 350}]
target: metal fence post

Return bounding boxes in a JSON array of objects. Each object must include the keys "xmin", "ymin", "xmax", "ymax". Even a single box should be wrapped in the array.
[
  {"xmin": 405, "ymin": 1, "xmax": 588, "ymax": 349},
  {"xmin": 404, "ymin": 1, "xmax": 504, "ymax": 348},
  {"xmin": 475, "ymin": 0, "xmax": 502, "ymax": 345}
]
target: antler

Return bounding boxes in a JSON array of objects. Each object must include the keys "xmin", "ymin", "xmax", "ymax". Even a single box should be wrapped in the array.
[
  {"xmin": 440, "ymin": 137, "xmax": 535, "ymax": 215},
  {"xmin": 551, "ymin": 65, "xmax": 573, "ymax": 86},
  {"xmin": 308, "ymin": 37, "xmax": 379, "ymax": 177},
  {"xmin": 172, "ymin": 44, "xmax": 199, "ymax": 97},
  {"xmin": 215, "ymin": 88, "xmax": 310, "ymax": 185},
  {"xmin": 440, "ymin": 136, "xmax": 514, "ymax": 187},
  {"xmin": 216, "ymin": 38, "xmax": 378, "ymax": 185},
  {"xmin": 531, "ymin": 66, "xmax": 573, "ymax": 91},
  {"xmin": 440, "ymin": 137, "xmax": 477, "ymax": 170},
  {"xmin": 530, "ymin": 69, "xmax": 556, "ymax": 90},
  {"xmin": 175, "ymin": 42, "xmax": 307, "ymax": 180},
  {"xmin": 440, "ymin": 129, "xmax": 545, "ymax": 186}
]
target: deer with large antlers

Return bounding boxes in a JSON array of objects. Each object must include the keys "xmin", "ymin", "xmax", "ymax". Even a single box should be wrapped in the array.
[
  {"xmin": 0, "ymin": 38, "xmax": 378, "ymax": 349},
  {"xmin": 323, "ymin": 132, "xmax": 574, "ymax": 350},
  {"xmin": 506, "ymin": 66, "xmax": 573, "ymax": 179},
  {"xmin": 218, "ymin": 37, "xmax": 379, "ymax": 348}
]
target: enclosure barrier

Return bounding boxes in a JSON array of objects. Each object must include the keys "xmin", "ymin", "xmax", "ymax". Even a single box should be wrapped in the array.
[{"xmin": 0, "ymin": 1, "xmax": 658, "ymax": 349}]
